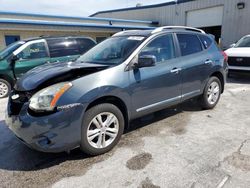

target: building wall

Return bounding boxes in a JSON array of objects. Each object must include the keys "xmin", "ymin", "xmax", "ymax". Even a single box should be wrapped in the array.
[
  {"xmin": 0, "ymin": 29, "xmax": 112, "ymax": 50},
  {"xmin": 93, "ymin": 0, "xmax": 250, "ymax": 48}
]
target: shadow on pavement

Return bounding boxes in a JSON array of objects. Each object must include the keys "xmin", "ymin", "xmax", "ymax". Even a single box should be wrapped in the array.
[
  {"xmin": 127, "ymin": 99, "xmax": 202, "ymax": 133},
  {"xmin": 0, "ymin": 100, "xmax": 202, "ymax": 172},
  {"xmin": 0, "ymin": 120, "xmax": 89, "ymax": 171}
]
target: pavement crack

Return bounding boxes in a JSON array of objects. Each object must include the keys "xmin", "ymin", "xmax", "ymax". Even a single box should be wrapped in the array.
[
  {"xmin": 237, "ymin": 139, "xmax": 249, "ymax": 154},
  {"xmin": 216, "ymin": 139, "xmax": 250, "ymax": 171},
  {"xmin": 214, "ymin": 139, "xmax": 249, "ymax": 170}
]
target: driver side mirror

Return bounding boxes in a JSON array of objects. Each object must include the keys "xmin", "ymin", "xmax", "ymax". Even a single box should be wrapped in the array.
[{"xmin": 134, "ymin": 55, "xmax": 156, "ymax": 68}]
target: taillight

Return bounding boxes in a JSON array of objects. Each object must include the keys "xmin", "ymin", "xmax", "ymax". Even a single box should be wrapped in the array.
[{"xmin": 222, "ymin": 51, "xmax": 228, "ymax": 62}]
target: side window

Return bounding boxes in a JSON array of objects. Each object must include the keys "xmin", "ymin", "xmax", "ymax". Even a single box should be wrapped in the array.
[
  {"xmin": 177, "ymin": 34, "xmax": 203, "ymax": 56},
  {"xmin": 139, "ymin": 34, "xmax": 175, "ymax": 64},
  {"xmin": 76, "ymin": 38, "xmax": 96, "ymax": 54},
  {"xmin": 47, "ymin": 38, "xmax": 79, "ymax": 58},
  {"xmin": 17, "ymin": 42, "xmax": 48, "ymax": 60},
  {"xmin": 198, "ymin": 35, "xmax": 212, "ymax": 49}
]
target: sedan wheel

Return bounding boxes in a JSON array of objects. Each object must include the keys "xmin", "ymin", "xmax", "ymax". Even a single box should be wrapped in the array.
[{"xmin": 81, "ymin": 103, "xmax": 124, "ymax": 155}]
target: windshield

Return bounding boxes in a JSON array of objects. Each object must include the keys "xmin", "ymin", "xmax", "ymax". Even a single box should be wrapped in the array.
[
  {"xmin": 235, "ymin": 36, "xmax": 250, "ymax": 47},
  {"xmin": 77, "ymin": 36, "xmax": 145, "ymax": 65},
  {"xmin": 0, "ymin": 41, "xmax": 24, "ymax": 60}
]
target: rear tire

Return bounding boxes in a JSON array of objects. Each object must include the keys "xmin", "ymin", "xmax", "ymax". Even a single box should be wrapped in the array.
[
  {"xmin": 0, "ymin": 79, "xmax": 11, "ymax": 98},
  {"xmin": 80, "ymin": 103, "xmax": 124, "ymax": 156},
  {"xmin": 200, "ymin": 76, "xmax": 222, "ymax": 110}
]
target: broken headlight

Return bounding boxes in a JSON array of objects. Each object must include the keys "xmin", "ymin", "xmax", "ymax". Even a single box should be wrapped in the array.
[{"xmin": 29, "ymin": 82, "xmax": 72, "ymax": 111}]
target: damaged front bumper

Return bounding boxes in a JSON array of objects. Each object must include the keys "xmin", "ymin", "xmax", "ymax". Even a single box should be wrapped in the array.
[{"xmin": 5, "ymin": 97, "xmax": 86, "ymax": 153}]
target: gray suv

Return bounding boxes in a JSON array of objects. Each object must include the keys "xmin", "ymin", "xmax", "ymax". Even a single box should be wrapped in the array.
[{"xmin": 6, "ymin": 26, "xmax": 228, "ymax": 155}]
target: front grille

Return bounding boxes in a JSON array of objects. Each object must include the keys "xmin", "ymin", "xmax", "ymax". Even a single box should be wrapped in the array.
[
  {"xmin": 9, "ymin": 91, "xmax": 29, "ymax": 115},
  {"xmin": 228, "ymin": 57, "xmax": 250, "ymax": 67}
]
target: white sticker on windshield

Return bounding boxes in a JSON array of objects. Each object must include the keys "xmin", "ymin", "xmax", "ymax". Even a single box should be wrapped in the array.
[{"xmin": 127, "ymin": 36, "xmax": 145, "ymax": 41}]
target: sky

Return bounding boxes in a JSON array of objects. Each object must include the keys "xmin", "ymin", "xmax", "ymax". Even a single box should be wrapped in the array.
[{"xmin": 0, "ymin": 0, "xmax": 173, "ymax": 17}]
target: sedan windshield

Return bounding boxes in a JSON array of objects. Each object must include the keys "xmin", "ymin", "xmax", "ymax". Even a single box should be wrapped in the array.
[
  {"xmin": 77, "ymin": 36, "xmax": 145, "ymax": 65},
  {"xmin": 235, "ymin": 36, "xmax": 250, "ymax": 47},
  {"xmin": 0, "ymin": 41, "xmax": 24, "ymax": 60}
]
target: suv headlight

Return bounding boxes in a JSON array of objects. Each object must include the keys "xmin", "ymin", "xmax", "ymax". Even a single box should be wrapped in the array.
[{"xmin": 29, "ymin": 82, "xmax": 72, "ymax": 112}]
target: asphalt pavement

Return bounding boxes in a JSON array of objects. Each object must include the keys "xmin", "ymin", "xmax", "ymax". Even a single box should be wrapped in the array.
[{"xmin": 0, "ymin": 75, "xmax": 250, "ymax": 188}]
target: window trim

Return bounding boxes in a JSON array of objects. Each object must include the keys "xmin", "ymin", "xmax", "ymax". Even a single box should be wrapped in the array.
[
  {"xmin": 13, "ymin": 39, "xmax": 49, "ymax": 60},
  {"xmin": 198, "ymin": 34, "xmax": 213, "ymax": 50},
  {"xmin": 175, "ymin": 33, "xmax": 204, "ymax": 57},
  {"xmin": 134, "ymin": 33, "xmax": 177, "ymax": 64}
]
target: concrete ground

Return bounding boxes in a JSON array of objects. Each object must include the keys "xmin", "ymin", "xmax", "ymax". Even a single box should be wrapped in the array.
[{"xmin": 0, "ymin": 75, "xmax": 250, "ymax": 188}]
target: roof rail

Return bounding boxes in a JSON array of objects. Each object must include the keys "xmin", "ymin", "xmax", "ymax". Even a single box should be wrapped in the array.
[
  {"xmin": 151, "ymin": 26, "xmax": 206, "ymax": 34},
  {"xmin": 113, "ymin": 30, "xmax": 140, "ymax": 36}
]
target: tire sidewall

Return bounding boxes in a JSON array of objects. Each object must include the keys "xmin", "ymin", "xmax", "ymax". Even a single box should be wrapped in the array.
[
  {"xmin": 80, "ymin": 103, "xmax": 125, "ymax": 156},
  {"xmin": 202, "ymin": 76, "xmax": 222, "ymax": 109},
  {"xmin": 0, "ymin": 79, "xmax": 11, "ymax": 98}
]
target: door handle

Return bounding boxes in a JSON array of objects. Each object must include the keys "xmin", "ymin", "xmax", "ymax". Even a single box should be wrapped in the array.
[
  {"xmin": 205, "ymin": 59, "xmax": 213, "ymax": 65},
  {"xmin": 170, "ymin": 67, "xmax": 182, "ymax": 74}
]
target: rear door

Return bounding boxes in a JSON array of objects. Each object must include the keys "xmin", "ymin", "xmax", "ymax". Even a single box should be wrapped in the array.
[
  {"xmin": 176, "ymin": 33, "xmax": 210, "ymax": 100},
  {"xmin": 13, "ymin": 39, "xmax": 50, "ymax": 78},
  {"xmin": 129, "ymin": 34, "xmax": 182, "ymax": 116}
]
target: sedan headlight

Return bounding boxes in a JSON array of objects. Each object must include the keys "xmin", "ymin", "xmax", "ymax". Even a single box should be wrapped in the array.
[{"xmin": 29, "ymin": 82, "xmax": 72, "ymax": 111}]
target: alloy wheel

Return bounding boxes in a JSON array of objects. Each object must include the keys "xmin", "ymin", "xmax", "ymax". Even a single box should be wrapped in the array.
[
  {"xmin": 87, "ymin": 112, "xmax": 119, "ymax": 149},
  {"xmin": 0, "ymin": 81, "xmax": 9, "ymax": 98},
  {"xmin": 207, "ymin": 81, "xmax": 220, "ymax": 105}
]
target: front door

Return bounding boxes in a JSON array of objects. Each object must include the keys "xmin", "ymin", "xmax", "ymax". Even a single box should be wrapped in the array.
[
  {"xmin": 129, "ymin": 34, "xmax": 182, "ymax": 116},
  {"xmin": 13, "ymin": 40, "xmax": 49, "ymax": 79}
]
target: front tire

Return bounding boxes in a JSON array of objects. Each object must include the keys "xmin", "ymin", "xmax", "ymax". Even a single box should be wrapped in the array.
[
  {"xmin": 80, "ymin": 103, "xmax": 125, "ymax": 156},
  {"xmin": 0, "ymin": 79, "xmax": 11, "ymax": 98},
  {"xmin": 200, "ymin": 76, "xmax": 222, "ymax": 110}
]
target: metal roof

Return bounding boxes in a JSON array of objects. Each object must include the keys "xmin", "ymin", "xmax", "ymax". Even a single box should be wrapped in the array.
[
  {"xmin": 0, "ymin": 11, "xmax": 156, "ymax": 25},
  {"xmin": 90, "ymin": 0, "xmax": 195, "ymax": 17},
  {"xmin": 0, "ymin": 18, "xmax": 156, "ymax": 30}
]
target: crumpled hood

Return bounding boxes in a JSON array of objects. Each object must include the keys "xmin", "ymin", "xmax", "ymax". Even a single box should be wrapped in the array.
[{"xmin": 15, "ymin": 61, "xmax": 109, "ymax": 91}]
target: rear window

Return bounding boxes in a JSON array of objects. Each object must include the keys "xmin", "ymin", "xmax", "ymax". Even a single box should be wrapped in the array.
[
  {"xmin": 76, "ymin": 38, "xmax": 96, "ymax": 54},
  {"xmin": 198, "ymin": 35, "xmax": 212, "ymax": 49},
  {"xmin": 177, "ymin": 34, "xmax": 203, "ymax": 56}
]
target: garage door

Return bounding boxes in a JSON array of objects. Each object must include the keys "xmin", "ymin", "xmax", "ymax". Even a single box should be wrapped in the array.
[{"xmin": 186, "ymin": 6, "xmax": 224, "ymax": 28}]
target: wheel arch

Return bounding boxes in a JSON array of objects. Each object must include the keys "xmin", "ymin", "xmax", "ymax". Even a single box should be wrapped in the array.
[
  {"xmin": 85, "ymin": 96, "xmax": 129, "ymax": 130},
  {"xmin": 210, "ymin": 71, "xmax": 225, "ymax": 93},
  {"xmin": 0, "ymin": 74, "xmax": 14, "ymax": 87}
]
